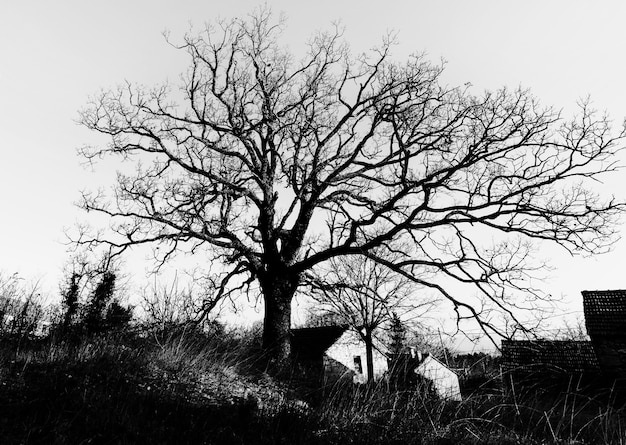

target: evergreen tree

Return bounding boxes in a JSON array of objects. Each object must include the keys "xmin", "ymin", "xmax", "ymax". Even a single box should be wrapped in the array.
[
  {"xmin": 104, "ymin": 299, "xmax": 133, "ymax": 331},
  {"xmin": 84, "ymin": 271, "xmax": 116, "ymax": 334},
  {"xmin": 61, "ymin": 273, "xmax": 81, "ymax": 329},
  {"xmin": 388, "ymin": 312, "xmax": 406, "ymax": 356}
]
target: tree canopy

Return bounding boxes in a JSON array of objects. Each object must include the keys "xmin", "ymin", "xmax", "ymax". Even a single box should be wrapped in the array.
[{"xmin": 76, "ymin": 10, "xmax": 625, "ymax": 361}]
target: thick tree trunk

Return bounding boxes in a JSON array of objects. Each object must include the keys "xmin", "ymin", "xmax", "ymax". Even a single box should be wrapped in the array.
[
  {"xmin": 364, "ymin": 329, "xmax": 375, "ymax": 383},
  {"xmin": 261, "ymin": 274, "xmax": 299, "ymax": 364},
  {"xmin": 262, "ymin": 292, "xmax": 293, "ymax": 362}
]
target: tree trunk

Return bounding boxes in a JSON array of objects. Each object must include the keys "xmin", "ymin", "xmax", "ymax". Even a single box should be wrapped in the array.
[
  {"xmin": 364, "ymin": 329, "xmax": 375, "ymax": 383},
  {"xmin": 261, "ymin": 274, "xmax": 299, "ymax": 365}
]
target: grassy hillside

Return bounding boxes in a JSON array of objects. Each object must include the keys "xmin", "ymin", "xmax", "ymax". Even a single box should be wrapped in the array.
[{"xmin": 1, "ymin": 329, "xmax": 625, "ymax": 444}]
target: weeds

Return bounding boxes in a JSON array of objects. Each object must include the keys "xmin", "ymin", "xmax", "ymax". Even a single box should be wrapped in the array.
[{"xmin": 1, "ymin": 328, "xmax": 626, "ymax": 444}]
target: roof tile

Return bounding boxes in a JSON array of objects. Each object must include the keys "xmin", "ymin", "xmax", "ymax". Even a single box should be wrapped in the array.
[
  {"xmin": 501, "ymin": 340, "xmax": 599, "ymax": 372},
  {"xmin": 582, "ymin": 290, "xmax": 626, "ymax": 337}
]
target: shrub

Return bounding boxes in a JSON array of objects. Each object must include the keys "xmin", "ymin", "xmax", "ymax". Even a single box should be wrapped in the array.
[{"xmin": 0, "ymin": 273, "xmax": 47, "ymax": 341}]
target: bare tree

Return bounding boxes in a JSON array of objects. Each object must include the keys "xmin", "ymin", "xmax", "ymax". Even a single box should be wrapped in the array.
[
  {"xmin": 140, "ymin": 274, "xmax": 219, "ymax": 332},
  {"xmin": 75, "ymin": 9, "xmax": 625, "ymax": 363},
  {"xmin": 308, "ymin": 252, "xmax": 434, "ymax": 381},
  {"xmin": 550, "ymin": 317, "xmax": 590, "ymax": 341}
]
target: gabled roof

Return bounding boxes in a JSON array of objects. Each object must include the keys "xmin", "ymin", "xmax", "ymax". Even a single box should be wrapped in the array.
[
  {"xmin": 582, "ymin": 289, "xmax": 626, "ymax": 337},
  {"xmin": 291, "ymin": 325, "xmax": 349, "ymax": 359},
  {"xmin": 415, "ymin": 353, "xmax": 455, "ymax": 373},
  {"xmin": 388, "ymin": 351, "xmax": 425, "ymax": 372},
  {"xmin": 321, "ymin": 326, "xmax": 392, "ymax": 358},
  {"xmin": 501, "ymin": 340, "xmax": 600, "ymax": 373}
]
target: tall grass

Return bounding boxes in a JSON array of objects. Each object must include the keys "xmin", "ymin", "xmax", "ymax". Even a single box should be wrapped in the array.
[
  {"xmin": 0, "ymin": 326, "xmax": 310, "ymax": 444},
  {"xmin": 1, "ymin": 327, "xmax": 626, "ymax": 444},
  {"xmin": 305, "ymin": 366, "xmax": 626, "ymax": 444}
]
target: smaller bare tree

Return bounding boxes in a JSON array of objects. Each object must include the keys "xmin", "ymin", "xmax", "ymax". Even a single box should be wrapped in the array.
[
  {"xmin": 307, "ymin": 252, "xmax": 435, "ymax": 382},
  {"xmin": 552, "ymin": 317, "xmax": 590, "ymax": 341},
  {"xmin": 140, "ymin": 275, "xmax": 209, "ymax": 331}
]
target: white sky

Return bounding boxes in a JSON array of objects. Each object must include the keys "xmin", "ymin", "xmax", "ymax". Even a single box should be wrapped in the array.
[{"xmin": 2, "ymin": 1, "xmax": 626, "ymax": 350}]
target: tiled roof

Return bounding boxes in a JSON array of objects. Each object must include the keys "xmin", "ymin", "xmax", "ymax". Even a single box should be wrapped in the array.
[
  {"xmin": 582, "ymin": 290, "xmax": 626, "ymax": 337},
  {"xmin": 501, "ymin": 340, "xmax": 600, "ymax": 373}
]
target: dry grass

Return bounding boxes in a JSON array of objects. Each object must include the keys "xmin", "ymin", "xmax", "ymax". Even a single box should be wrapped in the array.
[{"xmin": 1, "ymin": 329, "xmax": 626, "ymax": 444}]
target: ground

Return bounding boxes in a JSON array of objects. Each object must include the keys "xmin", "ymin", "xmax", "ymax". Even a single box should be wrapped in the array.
[{"xmin": 1, "ymin": 331, "xmax": 625, "ymax": 444}]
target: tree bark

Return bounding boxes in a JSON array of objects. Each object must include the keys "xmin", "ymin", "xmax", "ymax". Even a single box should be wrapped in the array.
[
  {"xmin": 364, "ymin": 329, "xmax": 375, "ymax": 383},
  {"xmin": 261, "ymin": 274, "xmax": 299, "ymax": 364}
]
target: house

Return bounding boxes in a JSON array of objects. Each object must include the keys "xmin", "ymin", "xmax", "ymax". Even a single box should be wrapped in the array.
[
  {"xmin": 501, "ymin": 339, "xmax": 600, "ymax": 375},
  {"xmin": 500, "ymin": 339, "xmax": 601, "ymax": 393},
  {"xmin": 582, "ymin": 289, "xmax": 626, "ymax": 376},
  {"xmin": 324, "ymin": 328, "xmax": 390, "ymax": 383},
  {"xmin": 292, "ymin": 325, "xmax": 462, "ymax": 400},
  {"xmin": 500, "ymin": 289, "xmax": 626, "ymax": 385},
  {"xmin": 291, "ymin": 324, "xmax": 349, "ymax": 384},
  {"xmin": 409, "ymin": 352, "xmax": 462, "ymax": 401}
]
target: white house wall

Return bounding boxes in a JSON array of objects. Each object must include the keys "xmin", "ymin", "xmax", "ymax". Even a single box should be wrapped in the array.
[
  {"xmin": 325, "ymin": 330, "xmax": 389, "ymax": 382},
  {"xmin": 415, "ymin": 355, "xmax": 462, "ymax": 401}
]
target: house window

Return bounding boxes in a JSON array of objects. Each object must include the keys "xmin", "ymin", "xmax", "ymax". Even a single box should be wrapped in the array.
[{"xmin": 353, "ymin": 356, "xmax": 363, "ymax": 374}]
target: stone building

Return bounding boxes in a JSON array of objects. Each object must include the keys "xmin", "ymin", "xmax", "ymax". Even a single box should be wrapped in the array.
[
  {"xmin": 582, "ymin": 289, "xmax": 626, "ymax": 376},
  {"xmin": 501, "ymin": 289, "xmax": 626, "ymax": 385},
  {"xmin": 501, "ymin": 339, "xmax": 600, "ymax": 375}
]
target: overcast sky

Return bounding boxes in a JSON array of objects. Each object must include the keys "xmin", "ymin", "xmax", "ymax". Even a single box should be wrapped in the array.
[{"xmin": 2, "ymin": 1, "xmax": 626, "ymax": 348}]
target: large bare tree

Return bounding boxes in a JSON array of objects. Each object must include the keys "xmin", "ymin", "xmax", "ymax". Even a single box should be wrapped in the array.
[{"xmin": 76, "ymin": 10, "xmax": 625, "ymax": 363}]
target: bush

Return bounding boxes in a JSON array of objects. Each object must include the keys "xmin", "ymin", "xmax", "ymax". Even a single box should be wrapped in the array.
[{"xmin": 0, "ymin": 273, "xmax": 47, "ymax": 341}]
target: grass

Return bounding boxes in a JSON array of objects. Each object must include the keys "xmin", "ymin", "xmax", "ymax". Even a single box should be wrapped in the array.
[
  {"xmin": 0, "ymin": 327, "xmax": 325, "ymax": 445},
  {"xmin": 1, "ymin": 329, "xmax": 626, "ymax": 444}
]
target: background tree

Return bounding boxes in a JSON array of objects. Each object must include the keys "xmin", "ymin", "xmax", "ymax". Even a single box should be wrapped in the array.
[
  {"xmin": 59, "ymin": 255, "xmax": 92, "ymax": 330},
  {"xmin": 76, "ymin": 10, "xmax": 625, "ymax": 363},
  {"xmin": 388, "ymin": 312, "xmax": 407, "ymax": 356},
  {"xmin": 104, "ymin": 298, "xmax": 133, "ymax": 332},
  {"xmin": 140, "ymin": 274, "xmax": 221, "ymax": 337},
  {"xmin": 58, "ymin": 252, "xmax": 132, "ymax": 335},
  {"xmin": 83, "ymin": 271, "xmax": 116, "ymax": 334},
  {"xmin": 60, "ymin": 273, "xmax": 81, "ymax": 329},
  {"xmin": 308, "ymin": 252, "xmax": 433, "ymax": 381},
  {"xmin": 140, "ymin": 277, "xmax": 198, "ymax": 332}
]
